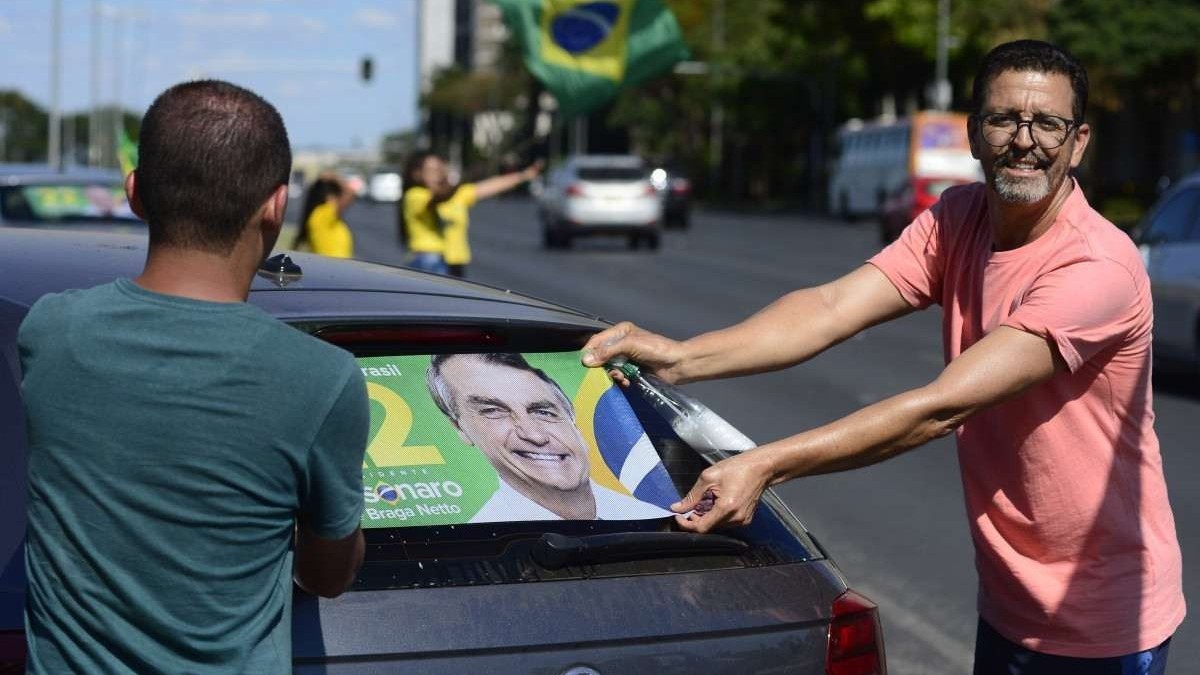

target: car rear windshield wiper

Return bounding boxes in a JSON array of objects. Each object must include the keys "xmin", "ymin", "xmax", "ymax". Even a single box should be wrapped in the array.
[{"xmin": 532, "ymin": 531, "xmax": 749, "ymax": 570}]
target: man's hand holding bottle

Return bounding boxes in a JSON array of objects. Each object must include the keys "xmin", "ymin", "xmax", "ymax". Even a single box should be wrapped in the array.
[
  {"xmin": 581, "ymin": 322, "xmax": 776, "ymax": 533},
  {"xmin": 581, "ymin": 321, "xmax": 689, "ymax": 386}
]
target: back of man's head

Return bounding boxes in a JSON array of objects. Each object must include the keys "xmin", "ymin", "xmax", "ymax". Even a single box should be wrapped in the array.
[
  {"xmin": 971, "ymin": 39, "xmax": 1089, "ymax": 123},
  {"xmin": 137, "ymin": 80, "xmax": 292, "ymax": 254}
]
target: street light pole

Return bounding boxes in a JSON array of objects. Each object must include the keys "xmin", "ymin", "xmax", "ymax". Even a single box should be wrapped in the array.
[
  {"xmin": 708, "ymin": 0, "xmax": 725, "ymax": 192},
  {"xmin": 48, "ymin": 0, "xmax": 62, "ymax": 170},
  {"xmin": 110, "ymin": 10, "xmax": 124, "ymax": 168},
  {"xmin": 89, "ymin": 0, "xmax": 102, "ymax": 166},
  {"xmin": 935, "ymin": 0, "xmax": 951, "ymax": 111}
]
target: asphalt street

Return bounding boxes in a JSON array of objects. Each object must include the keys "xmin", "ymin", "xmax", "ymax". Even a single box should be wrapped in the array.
[{"xmin": 329, "ymin": 196, "xmax": 1198, "ymax": 674}]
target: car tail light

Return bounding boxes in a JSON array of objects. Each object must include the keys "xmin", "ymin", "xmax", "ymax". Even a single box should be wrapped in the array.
[
  {"xmin": 0, "ymin": 629, "xmax": 26, "ymax": 672},
  {"xmin": 565, "ymin": 183, "xmax": 586, "ymax": 197},
  {"xmin": 670, "ymin": 178, "xmax": 691, "ymax": 194},
  {"xmin": 826, "ymin": 589, "xmax": 886, "ymax": 675},
  {"xmin": 643, "ymin": 185, "xmax": 657, "ymax": 196},
  {"xmin": 315, "ymin": 326, "xmax": 506, "ymax": 348}
]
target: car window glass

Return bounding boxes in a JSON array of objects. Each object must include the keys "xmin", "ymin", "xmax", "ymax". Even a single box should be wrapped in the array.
[
  {"xmin": 1144, "ymin": 187, "xmax": 1200, "ymax": 244},
  {"xmin": 577, "ymin": 167, "xmax": 647, "ymax": 182},
  {"xmin": 358, "ymin": 351, "xmax": 677, "ymax": 529},
  {"xmin": 0, "ymin": 184, "xmax": 138, "ymax": 223}
]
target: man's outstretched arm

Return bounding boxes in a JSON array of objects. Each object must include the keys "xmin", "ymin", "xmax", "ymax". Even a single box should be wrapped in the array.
[
  {"xmin": 672, "ymin": 325, "xmax": 1067, "ymax": 532},
  {"xmin": 583, "ymin": 264, "xmax": 914, "ymax": 384}
]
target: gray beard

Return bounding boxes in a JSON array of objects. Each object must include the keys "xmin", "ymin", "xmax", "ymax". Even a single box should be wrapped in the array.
[{"xmin": 992, "ymin": 169, "xmax": 1052, "ymax": 203}]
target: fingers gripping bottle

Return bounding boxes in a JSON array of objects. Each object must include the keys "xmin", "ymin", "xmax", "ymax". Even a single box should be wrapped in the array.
[
  {"xmin": 609, "ymin": 358, "xmax": 799, "ymax": 523},
  {"xmin": 610, "ymin": 358, "xmax": 756, "ymax": 456}
]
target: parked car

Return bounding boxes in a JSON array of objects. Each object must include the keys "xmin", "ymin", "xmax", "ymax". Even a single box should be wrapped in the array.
[
  {"xmin": 1135, "ymin": 170, "xmax": 1200, "ymax": 372},
  {"xmin": 367, "ymin": 168, "xmax": 403, "ymax": 203},
  {"xmin": 651, "ymin": 164, "xmax": 692, "ymax": 230},
  {"xmin": 538, "ymin": 155, "xmax": 662, "ymax": 250},
  {"xmin": 878, "ymin": 176, "xmax": 972, "ymax": 244},
  {"xmin": 0, "ymin": 164, "xmax": 143, "ymax": 233},
  {"xmin": 0, "ymin": 229, "xmax": 886, "ymax": 674}
]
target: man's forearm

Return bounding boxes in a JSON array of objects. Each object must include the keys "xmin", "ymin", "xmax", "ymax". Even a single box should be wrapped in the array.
[
  {"xmin": 754, "ymin": 325, "xmax": 1061, "ymax": 482},
  {"xmin": 755, "ymin": 384, "xmax": 960, "ymax": 483},
  {"xmin": 674, "ymin": 286, "xmax": 850, "ymax": 383}
]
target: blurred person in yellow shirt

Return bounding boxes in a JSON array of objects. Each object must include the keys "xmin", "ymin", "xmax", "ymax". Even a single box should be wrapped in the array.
[
  {"xmin": 295, "ymin": 174, "xmax": 356, "ymax": 258},
  {"xmin": 400, "ymin": 151, "xmax": 542, "ymax": 277}
]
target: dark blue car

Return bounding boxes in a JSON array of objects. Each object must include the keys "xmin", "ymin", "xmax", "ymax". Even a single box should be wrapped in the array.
[{"xmin": 0, "ymin": 229, "xmax": 886, "ymax": 674}]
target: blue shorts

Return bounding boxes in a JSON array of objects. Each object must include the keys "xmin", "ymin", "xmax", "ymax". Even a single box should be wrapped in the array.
[
  {"xmin": 408, "ymin": 252, "xmax": 448, "ymax": 275},
  {"xmin": 974, "ymin": 619, "xmax": 1172, "ymax": 675}
]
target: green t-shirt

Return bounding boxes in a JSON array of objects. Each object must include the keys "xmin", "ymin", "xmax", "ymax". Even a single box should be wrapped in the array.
[{"xmin": 18, "ymin": 279, "xmax": 367, "ymax": 674}]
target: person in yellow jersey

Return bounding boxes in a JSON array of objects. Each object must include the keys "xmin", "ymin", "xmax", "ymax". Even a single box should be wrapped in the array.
[
  {"xmin": 295, "ymin": 174, "xmax": 356, "ymax": 258},
  {"xmin": 399, "ymin": 151, "xmax": 542, "ymax": 276}
]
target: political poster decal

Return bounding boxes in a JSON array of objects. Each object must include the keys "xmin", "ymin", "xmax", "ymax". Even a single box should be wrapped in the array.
[{"xmin": 358, "ymin": 351, "xmax": 678, "ymax": 527}]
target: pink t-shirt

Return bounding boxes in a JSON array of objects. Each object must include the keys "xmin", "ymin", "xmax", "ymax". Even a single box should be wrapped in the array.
[{"xmin": 869, "ymin": 181, "xmax": 1185, "ymax": 657}]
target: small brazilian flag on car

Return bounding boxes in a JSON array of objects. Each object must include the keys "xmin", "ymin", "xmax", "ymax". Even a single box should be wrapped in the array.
[{"xmin": 492, "ymin": 0, "xmax": 690, "ymax": 117}]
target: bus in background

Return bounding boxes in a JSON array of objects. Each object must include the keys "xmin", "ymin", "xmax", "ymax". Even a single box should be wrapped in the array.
[{"xmin": 828, "ymin": 111, "xmax": 982, "ymax": 223}]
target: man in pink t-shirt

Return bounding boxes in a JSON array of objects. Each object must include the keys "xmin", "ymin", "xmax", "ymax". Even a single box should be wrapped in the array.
[{"xmin": 581, "ymin": 40, "xmax": 1183, "ymax": 673}]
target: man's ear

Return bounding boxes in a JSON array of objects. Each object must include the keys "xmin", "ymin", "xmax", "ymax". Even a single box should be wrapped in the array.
[
  {"xmin": 260, "ymin": 184, "xmax": 289, "ymax": 234},
  {"xmin": 1069, "ymin": 122, "xmax": 1091, "ymax": 169},
  {"xmin": 967, "ymin": 115, "xmax": 983, "ymax": 161},
  {"xmin": 123, "ymin": 170, "xmax": 147, "ymax": 220}
]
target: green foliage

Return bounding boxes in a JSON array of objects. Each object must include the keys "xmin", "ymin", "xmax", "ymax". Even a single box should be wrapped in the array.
[
  {"xmin": 466, "ymin": 0, "xmax": 1200, "ymax": 202},
  {"xmin": 424, "ymin": 66, "xmax": 529, "ymax": 117},
  {"xmin": 1050, "ymin": 0, "xmax": 1200, "ymax": 103},
  {"xmin": 0, "ymin": 90, "xmax": 49, "ymax": 162},
  {"xmin": 0, "ymin": 90, "xmax": 140, "ymax": 166}
]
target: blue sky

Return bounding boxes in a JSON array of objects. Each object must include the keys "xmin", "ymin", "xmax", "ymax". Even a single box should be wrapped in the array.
[{"xmin": 0, "ymin": 0, "xmax": 419, "ymax": 149}]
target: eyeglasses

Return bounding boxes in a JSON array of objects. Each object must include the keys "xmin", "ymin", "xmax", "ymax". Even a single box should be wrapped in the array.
[{"xmin": 975, "ymin": 112, "xmax": 1078, "ymax": 149}]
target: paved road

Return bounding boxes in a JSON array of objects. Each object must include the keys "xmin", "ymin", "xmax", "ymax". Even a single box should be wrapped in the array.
[{"xmin": 334, "ymin": 197, "xmax": 1198, "ymax": 673}]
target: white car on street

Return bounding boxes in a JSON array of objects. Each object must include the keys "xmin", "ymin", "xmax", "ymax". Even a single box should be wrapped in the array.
[{"xmin": 537, "ymin": 155, "xmax": 662, "ymax": 250}]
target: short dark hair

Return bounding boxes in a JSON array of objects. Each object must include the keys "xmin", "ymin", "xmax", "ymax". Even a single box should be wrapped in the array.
[
  {"xmin": 427, "ymin": 353, "xmax": 575, "ymax": 422},
  {"xmin": 971, "ymin": 40, "xmax": 1088, "ymax": 123},
  {"xmin": 136, "ymin": 80, "xmax": 292, "ymax": 254}
]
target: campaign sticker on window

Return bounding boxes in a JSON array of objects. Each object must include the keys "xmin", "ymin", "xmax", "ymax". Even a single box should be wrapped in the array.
[{"xmin": 358, "ymin": 351, "xmax": 678, "ymax": 527}]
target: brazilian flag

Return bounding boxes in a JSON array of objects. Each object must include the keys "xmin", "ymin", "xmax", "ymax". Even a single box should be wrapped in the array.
[
  {"xmin": 116, "ymin": 125, "xmax": 138, "ymax": 178},
  {"xmin": 492, "ymin": 0, "xmax": 690, "ymax": 117}
]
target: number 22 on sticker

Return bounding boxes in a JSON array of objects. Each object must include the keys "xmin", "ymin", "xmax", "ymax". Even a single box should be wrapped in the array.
[{"xmin": 364, "ymin": 383, "xmax": 445, "ymax": 467}]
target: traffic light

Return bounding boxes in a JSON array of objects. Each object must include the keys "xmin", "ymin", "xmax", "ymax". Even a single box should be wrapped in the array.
[{"xmin": 360, "ymin": 56, "xmax": 373, "ymax": 83}]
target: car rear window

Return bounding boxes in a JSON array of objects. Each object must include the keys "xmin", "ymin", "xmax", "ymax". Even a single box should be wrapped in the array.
[
  {"xmin": 577, "ymin": 167, "xmax": 647, "ymax": 182},
  {"xmin": 358, "ymin": 351, "xmax": 678, "ymax": 529},
  {"xmin": 0, "ymin": 184, "xmax": 139, "ymax": 223},
  {"xmin": 312, "ymin": 328, "xmax": 822, "ymax": 591}
]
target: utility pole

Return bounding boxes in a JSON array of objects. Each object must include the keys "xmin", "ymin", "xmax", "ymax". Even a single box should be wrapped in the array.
[
  {"xmin": 89, "ymin": 0, "xmax": 102, "ymax": 166},
  {"xmin": 110, "ymin": 10, "xmax": 125, "ymax": 168},
  {"xmin": 934, "ymin": 0, "xmax": 951, "ymax": 111},
  {"xmin": 48, "ymin": 0, "xmax": 62, "ymax": 170},
  {"xmin": 708, "ymin": 0, "xmax": 725, "ymax": 191}
]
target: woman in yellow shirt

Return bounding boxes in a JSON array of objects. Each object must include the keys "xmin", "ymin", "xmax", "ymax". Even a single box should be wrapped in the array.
[
  {"xmin": 399, "ymin": 151, "xmax": 542, "ymax": 277},
  {"xmin": 295, "ymin": 176, "xmax": 355, "ymax": 258}
]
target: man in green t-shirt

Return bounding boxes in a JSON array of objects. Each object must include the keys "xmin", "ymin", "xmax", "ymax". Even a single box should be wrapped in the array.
[{"xmin": 18, "ymin": 80, "xmax": 368, "ymax": 673}]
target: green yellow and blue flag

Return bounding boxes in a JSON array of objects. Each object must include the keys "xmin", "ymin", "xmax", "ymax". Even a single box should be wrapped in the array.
[
  {"xmin": 492, "ymin": 0, "xmax": 690, "ymax": 117},
  {"xmin": 116, "ymin": 125, "xmax": 138, "ymax": 177}
]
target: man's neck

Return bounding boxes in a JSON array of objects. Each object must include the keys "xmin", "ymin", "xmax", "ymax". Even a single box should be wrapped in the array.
[
  {"xmin": 986, "ymin": 178, "xmax": 1074, "ymax": 251},
  {"xmin": 134, "ymin": 245, "xmax": 257, "ymax": 303}
]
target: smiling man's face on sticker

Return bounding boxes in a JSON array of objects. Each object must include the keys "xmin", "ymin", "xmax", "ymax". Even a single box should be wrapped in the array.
[{"xmin": 439, "ymin": 355, "xmax": 591, "ymax": 495}]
